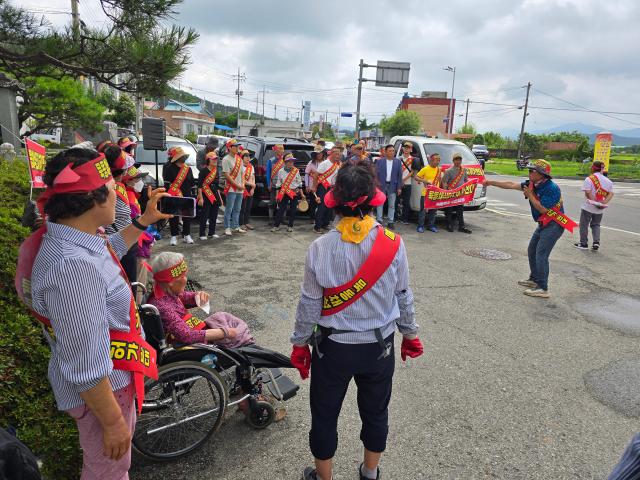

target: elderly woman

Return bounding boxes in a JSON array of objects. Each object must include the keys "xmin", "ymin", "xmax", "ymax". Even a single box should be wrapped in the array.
[
  {"xmin": 148, "ymin": 252, "xmax": 254, "ymax": 347},
  {"xmin": 291, "ymin": 163, "xmax": 424, "ymax": 480},
  {"xmin": 22, "ymin": 147, "xmax": 169, "ymax": 479}
]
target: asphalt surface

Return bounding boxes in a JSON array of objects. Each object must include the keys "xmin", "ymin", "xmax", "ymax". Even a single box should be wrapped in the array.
[
  {"xmin": 485, "ymin": 174, "xmax": 640, "ymax": 235},
  {"xmin": 131, "ymin": 198, "xmax": 640, "ymax": 480}
]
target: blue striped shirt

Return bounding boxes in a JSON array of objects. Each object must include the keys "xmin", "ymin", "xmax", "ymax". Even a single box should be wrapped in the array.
[
  {"xmin": 31, "ymin": 222, "xmax": 132, "ymax": 411},
  {"xmin": 291, "ymin": 221, "xmax": 418, "ymax": 345}
]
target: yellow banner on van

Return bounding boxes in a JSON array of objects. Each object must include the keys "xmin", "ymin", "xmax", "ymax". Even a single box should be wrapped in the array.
[{"xmin": 593, "ymin": 132, "xmax": 613, "ymax": 172}]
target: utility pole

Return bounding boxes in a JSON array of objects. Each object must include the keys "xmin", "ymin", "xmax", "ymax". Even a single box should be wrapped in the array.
[
  {"xmin": 516, "ymin": 82, "xmax": 532, "ymax": 160},
  {"xmin": 464, "ymin": 98, "xmax": 470, "ymax": 128},
  {"xmin": 355, "ymin": 59, "xmax": 365, "ymax": 139},
  {"xmin": 70, "ymin": 0, "xmax": 80, "ymax": 42},
  {"xmin": 274, "ymin": 104, "xmax": 277, "ymax": 119},
  {"xmin": 262, "ymin": 85, "xmax": 266, "ymax": 122},
  {"xmin": 233, "ymin": 67, "xmax": 246, "ymax": 133},
  {"xmin": 337, "ymin": 107, "xmax": 341, "ymax": 139},
  {"xmin": 443, "ymin": 66, "xmax": 456, "ymax": 135}
]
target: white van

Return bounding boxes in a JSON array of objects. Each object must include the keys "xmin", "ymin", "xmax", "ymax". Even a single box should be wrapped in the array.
[{"xmin": 389, "ymin": 135, "xmax": 488, "ymax": 211}]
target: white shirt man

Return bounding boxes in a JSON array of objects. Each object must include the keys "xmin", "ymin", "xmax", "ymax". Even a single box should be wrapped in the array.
[{"xmin": 576, "ymin": 162, "xmax": 614, "ymax": 251}]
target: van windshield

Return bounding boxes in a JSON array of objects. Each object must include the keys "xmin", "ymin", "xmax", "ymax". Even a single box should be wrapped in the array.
[{"xmin": 422, "ymin": 144, "xmax": 477, "ymax": 165}]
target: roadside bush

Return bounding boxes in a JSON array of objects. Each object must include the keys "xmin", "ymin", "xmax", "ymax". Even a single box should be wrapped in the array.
[
  {"xmin": 0, "ymin": 158, "xmax": 81, "ymax": 479},
  {"xmin": 543, "ymin": 149, "xmax": 583, "ymax": 162}
]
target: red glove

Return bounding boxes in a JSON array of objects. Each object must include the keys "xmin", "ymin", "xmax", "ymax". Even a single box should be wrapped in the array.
[
  {"xmin": 290, "ymin": 345, "xmax": 312, "ymax": 379},
  {"xmin": 401, "ymin": 337, "xmax": 424, "ymax": 362}
]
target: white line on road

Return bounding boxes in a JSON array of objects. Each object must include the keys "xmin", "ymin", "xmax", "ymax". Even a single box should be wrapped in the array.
[{"xmin": 486, "ymin": 209, "xmax": 640, "ymax": 236}]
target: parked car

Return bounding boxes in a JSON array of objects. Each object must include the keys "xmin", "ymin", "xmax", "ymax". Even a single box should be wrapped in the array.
[
  {"xmin": 134, "ymin": 135, "xmax": 199, "ymax": 188},
  {"xmin": 389, "ymin": 136, "xmax": 488, "ymax": 211},
  {"xmin": 471, "ymin": 144, "xmax": 489, "ymax": 169},
  {"xmin": 196, "ymin": 134, "xmax": 230, "ymax": 148},
  {"xmin": 217, "ymin": 136, "xmax": 315, "ymax": 210}
]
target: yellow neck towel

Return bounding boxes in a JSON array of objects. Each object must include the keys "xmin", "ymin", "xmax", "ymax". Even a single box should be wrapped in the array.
[{"xmin": 335, "ymin": 215, "xmax": 376, "ymax": 244}]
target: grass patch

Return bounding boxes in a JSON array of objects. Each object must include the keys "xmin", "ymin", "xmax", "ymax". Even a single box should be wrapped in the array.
[
  {"xmin": 0, "ymin": 158, "xmax": 82, "ymax": 479},
  {"xmin": 485, "ymin": 158, "xmax": 640, "ymax": 180}
]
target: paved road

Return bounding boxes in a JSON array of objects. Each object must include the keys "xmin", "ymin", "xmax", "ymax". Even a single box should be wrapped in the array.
[
  {"xmin": 485, "ymin": 174, "xmax": 640, "ymax": 236},
  {"xmin": 132, "ymin": 208, "xmax": 640, "ymax": 480}
]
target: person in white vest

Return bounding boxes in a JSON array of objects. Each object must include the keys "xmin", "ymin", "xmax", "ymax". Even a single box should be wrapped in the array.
[{"xmin": 574, "ymin": 160, "xmax": 614, "ymax": 251}]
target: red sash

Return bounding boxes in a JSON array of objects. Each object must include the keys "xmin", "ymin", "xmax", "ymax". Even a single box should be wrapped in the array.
[
  {"xmin": 168, "ymin": 164, "xmax": 190, "ymax": 197},
  {"xmin": 243, "ymin": 163, "xmax": 253, "ymax": 198},
  {"xmin": 270, "ymin": 158, "xmax": 284, "ymax": 185},
  {"xmin": 15, "ymin": 226, "xmax": 158, "ymax": 414},
  {"xmin": 321, "ymin": 226, "xmax": 401, "ymax": 316},
  {"xmin": 114, "ymin": 182, "xmax": 129, "ymax": 204},
  {"xmin": 202, "ymin": 166, "xmax": 218, "ymax": 203},
  {"xmin": 448, "ymin": 168, "xmax": 465, "ymax": 189},
  {"xmin": 224, "ymin": 155, "xmax": 242, "ymax": 195},
  {"xmin": 182, "ymin": 313, "xmax": 206, "ymax": 330},
  {"xmin": 276, "ymin": 167, "xmax": 299, "ymax": 202},
  {"xmin": 588, "ymin": 174, "xmax": 610, "ymax": 202},
  {"xmin": 318, "ymin": 162, "xmax": 338, "ymax": 188},
  {"xmin": 126, "ymin": 189, "xmax": 141, "ymax": 217},
  {"xmin": 530, "ymin": 191, "xmax": 578, "ymax": 233},
  {"xmin": 432, "ymin": 167, "xmax": 442, "ymax": 188}
]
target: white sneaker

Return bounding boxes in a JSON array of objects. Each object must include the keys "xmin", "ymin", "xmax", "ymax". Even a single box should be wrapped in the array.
[
  {"xmin": 184, "ymin": 235, "xmax": 194, "ymax": 244},
  {"xmin": 517, "ymin": 279, "xmax": 537, "ymax": 288},
  {"xmin": 225, "ymin": 228, "xmax": 232, "ymax": 236},
  {"xmin": 216, "ymin": 218, "xmax": 222, "ymax": 224},
  {"xmin": 287, "ymin": 226, "xmax": 294, "ymax": 233},
  {"xmin": 169, "ymin": 236, "xmax": 177, "ymax": 246},
  {"xmin": 234, "ymin": 228, "xmax": 247, "ymax": 233},
  {"xmin": 199, "ymin": 236, "xmax": 208, "ymax": 241},
  {"xmin": 524, "ymin": 288, "xmax": 550, "ymax": 298},
  {"xmin": 209, "ymin": 234, "xmax": 220, "ymax": 239}
]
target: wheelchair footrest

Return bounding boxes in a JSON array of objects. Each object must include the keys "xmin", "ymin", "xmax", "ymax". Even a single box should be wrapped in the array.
[{"xmin": 261, "ymin": 368, "xmax": 299, "ymax": 401}]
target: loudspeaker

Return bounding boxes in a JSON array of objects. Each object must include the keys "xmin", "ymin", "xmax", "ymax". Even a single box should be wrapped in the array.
[{"xmin": 141, "ymin": 117, "xmax": 166, "ymax": 150}]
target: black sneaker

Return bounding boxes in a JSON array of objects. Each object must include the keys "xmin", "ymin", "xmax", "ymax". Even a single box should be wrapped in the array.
[
  {"xmin": 401, "ymin": 220, "xmax": 409, "ymax": 225},
  {"xmin": 359, "ymin": 463, "xmax": 381, "ymax": 479},
  {"xmin": 458, "ymin": 227, "xmax": 472, "ymax": 234},
  {"xmin": 447, "ymin": 224, "xmax": 454, "ymax": 232},
  {"xmin": 387, "ymin": 222, "xmax": 395, "ymax": 230},
  {"xmin": 592, "ymin": 242, "xmax": 600, "ymax": 251},
  {"xmin": 574, "ymin": 243, "xmax": 589, "ymax": 250},
  {"xmin": 301, "ymin": 467, "xmax": 318, "ymax": 480}
]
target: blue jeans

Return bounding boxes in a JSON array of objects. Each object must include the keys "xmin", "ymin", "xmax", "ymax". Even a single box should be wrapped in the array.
[
  {"xmin": 377, "ymin": 187, "xmax": 397, "ymax": 223},
  {"xmin": 527, "ymin": 222, "xmax": 564, "ymax": 291},
  {"xmin": 224, "ymin": 192, "xmax": 243, "ymax": 229}
]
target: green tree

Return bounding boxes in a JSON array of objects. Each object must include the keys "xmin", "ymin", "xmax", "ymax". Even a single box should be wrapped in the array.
[
  {"xmin": 519, "ymin": 132, "xmax": 542, "ymax": 154},
  {"xmin": 456, "ymin": 123, "xmax": 476, "ymax": 135},
  {"xmin": 20, "ymin": 77, "xmax": 105, "ymax": 135},
  {"xmin": 483, "ymin": 131, "xmax": 506, "ymax": 149},
  {"xmin": 379, "ymin": 110, "xmax": 421, "ymax": 138},
  {"xmin": 111, "ymin": 93, "xmax": 136, "ymax": 127},
  {"xmin": 0, "ymin": 0, "xmax": 199, "ymax": 131},
  {"xmin": 184, "ymin": 131, "xmax": 197, "ymax": 143},
  {"xmin": 95, "ymin": 89, "xmax": 118, "ymax": 112},
  {"xmin": 472, "ymin": 134, "xmax": 485, "ymax": 145}
]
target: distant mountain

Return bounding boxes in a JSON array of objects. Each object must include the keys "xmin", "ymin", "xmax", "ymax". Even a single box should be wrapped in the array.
[{"xmin": 522, "ymin": 122, "xmax": 640, "ymax": 146}]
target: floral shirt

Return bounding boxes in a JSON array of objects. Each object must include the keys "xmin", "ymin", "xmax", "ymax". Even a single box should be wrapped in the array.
[{"xmin": 148, "ymin": 291, "xmax": 205, "ymax": 344}]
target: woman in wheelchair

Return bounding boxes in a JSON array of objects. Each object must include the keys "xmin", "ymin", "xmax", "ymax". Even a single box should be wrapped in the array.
[{"xmin": 148, "ymin": 251, "xmax": 255, "ymax": 347}]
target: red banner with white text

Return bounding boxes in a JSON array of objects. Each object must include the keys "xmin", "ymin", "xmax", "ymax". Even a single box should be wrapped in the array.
[
  {"xmin": 424, "ymin": 179, "xmax": 478, "ymax": 209},
  {"xmin": 25, "ymin": 139, "xmax": 47, "ymax": 189}
]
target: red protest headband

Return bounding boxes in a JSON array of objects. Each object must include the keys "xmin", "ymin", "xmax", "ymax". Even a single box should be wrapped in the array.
[
  {"xmin": 153, "ymin": 259, "xmax": 188, "ymax": 283},
  {"xmin": 324, "ymin": 188, "xmax": 386, "ymax": 209},
  {"xmin": 152, "ymin": 259, "xmax": 188, "ymax": 299},
  {"xmin": 52, "ymin": 154, "xmax": 112, "ymax": 194}
]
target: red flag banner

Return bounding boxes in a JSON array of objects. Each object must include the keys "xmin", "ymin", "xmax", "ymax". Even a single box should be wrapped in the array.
[
  {"xmin": 424, "ymin": 179, "xmax": 478, "ymax": 209},
  {"xmin": 25, "ymin": 138, "xmax": 47, "ymax": 189}
]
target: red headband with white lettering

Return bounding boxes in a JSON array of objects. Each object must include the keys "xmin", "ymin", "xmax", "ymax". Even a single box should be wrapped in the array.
[{"xmin": 152, "ymin": 259, "xmax": 188, "ymax": 298}]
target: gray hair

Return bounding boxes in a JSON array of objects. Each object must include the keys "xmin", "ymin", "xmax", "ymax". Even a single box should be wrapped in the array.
[{"xmin": 151, "ymin": 251, "xmax": 185, "ymax": 275}]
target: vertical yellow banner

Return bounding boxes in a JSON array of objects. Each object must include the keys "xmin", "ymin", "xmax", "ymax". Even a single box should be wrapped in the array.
[{"xmin": 593, "ymin": 132, "xmax": 613, "ymax": 172}]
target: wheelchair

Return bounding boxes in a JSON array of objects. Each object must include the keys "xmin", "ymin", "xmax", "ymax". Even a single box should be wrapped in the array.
[{"xmin": 130, "ymin": 283, "xmax": 300, "ymax": 461}]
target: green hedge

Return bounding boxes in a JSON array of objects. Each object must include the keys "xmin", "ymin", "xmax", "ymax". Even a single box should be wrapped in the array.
[{"xmin": 0, "ymin": 158, "xmax": 81, "ymax": 478}]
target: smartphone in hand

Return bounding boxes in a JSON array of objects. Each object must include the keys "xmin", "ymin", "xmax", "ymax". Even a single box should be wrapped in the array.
[{"xmin": 159, "ymin": 196, "xmax": 196, "ymax": 217}]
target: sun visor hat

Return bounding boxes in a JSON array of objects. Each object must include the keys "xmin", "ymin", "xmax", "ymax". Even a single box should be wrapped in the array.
[{"xmin": 527, "ymin": 159, "xmax": 552, "ymax": 178}]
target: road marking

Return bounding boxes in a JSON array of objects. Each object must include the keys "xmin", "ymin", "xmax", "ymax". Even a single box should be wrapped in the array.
[
  {"xmin": 623, "ymin": 193, "xmax": 640, "ymax": 196},
  {"xmin": 486, "ymin": 209, "xmax": 640, "ymax": 236}
]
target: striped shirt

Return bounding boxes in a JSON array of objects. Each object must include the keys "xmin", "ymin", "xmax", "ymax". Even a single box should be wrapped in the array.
[
  {"xmin": 31, "ymin": 222, "xmax": 132, "ymax": 411},
  {"xmin": 104, "ymin": 196, "xmax": 131, "ymax": 235},
  {"xmin": 291, "ymin": 221, "xmax": 418, "ymax": 345}
]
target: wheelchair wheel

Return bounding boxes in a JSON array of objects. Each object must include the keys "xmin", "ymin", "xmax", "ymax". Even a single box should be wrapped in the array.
[
  {"xmin": 133, "ymin": 361, "xmax": 227, "ymax": 460},
  {"xmin": 245, "ymin": 400, "xmax": 275, "ymax": 430}
]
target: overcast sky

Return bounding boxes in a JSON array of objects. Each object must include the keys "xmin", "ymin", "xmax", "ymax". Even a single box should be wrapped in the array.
[{"xmin": 18, "ymin": 0, "xmax": 640, "ymax": 135}]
